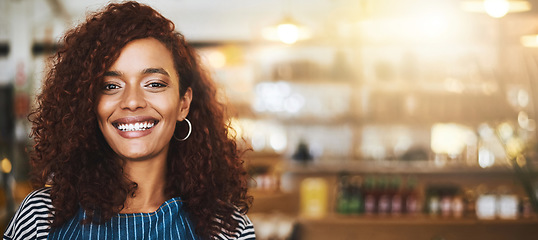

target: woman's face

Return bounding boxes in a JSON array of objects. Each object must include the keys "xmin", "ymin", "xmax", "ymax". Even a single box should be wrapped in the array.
[{"xmin": 96, "ymin": 38, "xmax": 191, "ymax": 161}]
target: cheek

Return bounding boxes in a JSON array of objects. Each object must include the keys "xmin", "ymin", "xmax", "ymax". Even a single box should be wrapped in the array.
[
  {"xmin": 96, "ymin": 98, "xmax": 115, "ymax": 123},
  {"xmin": 157, "ymin": 94, "xmax": 181, "ymax": 119},
  {"xmin": 158, "ymin": 103, "xmax": 181, "ymax": 121}
]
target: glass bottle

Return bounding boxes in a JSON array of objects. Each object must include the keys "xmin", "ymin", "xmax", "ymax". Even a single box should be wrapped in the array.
[
  {"xmin": 363, "ymin": 176, "xmax": 377, "ymax": 215},
  {"xmin": 348, "ymin": 175, "xmax": 363, "ymax": 214},
  {"xmin": 452, "ymin": 189, "xmax": 464, "ymax": 218},
  {"xmin": 428, "ymin": 189, "xmax": 440, "ymax": 217},
  {"xmin": 403, "ymin": 176, "xmax": 420, "ymax": 216},
  {"xmin": 390, "ymin": 176, "xmax": 403, "ymax": 216},
  {"xmin": 336, "ymin": 173, "xmax": 350, "ymax": 214},
  {"xmin": 377, "ymin": 176, "xmax": 391, "ymax": 216}
]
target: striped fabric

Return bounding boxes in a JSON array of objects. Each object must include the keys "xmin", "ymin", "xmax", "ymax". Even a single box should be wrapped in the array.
[
  {"xmin": 3, "ymin": 188, "xmax": 53, "ymax": 240},
  {"xmin": 47, "ymin": 197, "xmax": 199, "ymax": 240},
  {"xmin": 3, "ymin": 188, "xmax": 256, "ymax": 240}
]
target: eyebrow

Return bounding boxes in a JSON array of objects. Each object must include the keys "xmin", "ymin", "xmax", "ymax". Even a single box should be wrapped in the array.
[
  {"xmin": 103, "ymin": 71, "xmax": 122, "ymax": 77},
  {"xmin": 103, "ymin": 68, "xmax": 170, "ymax": 77},
  {"xmin": 142, "ymin": 68, "xmax": 170, "ymax": 77}
]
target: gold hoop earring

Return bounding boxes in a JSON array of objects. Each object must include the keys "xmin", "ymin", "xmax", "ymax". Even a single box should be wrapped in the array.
[{"xmin": 173, "ymin": 118, "xmax": 192, "ymax": 141}]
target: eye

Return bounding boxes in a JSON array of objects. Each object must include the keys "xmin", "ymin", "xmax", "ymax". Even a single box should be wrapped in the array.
[
  {"xmin": 148, "ymin": 82, "xmax": 167, "ymax": 88},
  {"xmin": 103, "ymin": 83, "xmax": 120, "ymax": 90},
  {"xmin": 101, "ymin": 82, "xmax": 122, "ymax": 95},
  {"xmin": 144, "ymin": 80, "xmax": 170, "ymax": 93}
]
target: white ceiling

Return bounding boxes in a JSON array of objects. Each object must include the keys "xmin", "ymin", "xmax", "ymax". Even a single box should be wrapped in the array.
[
  {"xmin": 25, "ymin": 0, "xmax": 339, "ymax": 42},
  {"xmin": 3, "ymin": 0, "xmax": 538, "ymax": 44}
]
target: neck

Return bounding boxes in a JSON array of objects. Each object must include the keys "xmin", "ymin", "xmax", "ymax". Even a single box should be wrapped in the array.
[{"xmin": 121, "ymin": 153, "xmax": 168, "ymax": 213}]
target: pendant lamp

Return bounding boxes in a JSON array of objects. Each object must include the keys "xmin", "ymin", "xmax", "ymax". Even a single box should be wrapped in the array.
[{"xmin": 461, "ymin": 0, "xmax": 531, "ymax": 18}]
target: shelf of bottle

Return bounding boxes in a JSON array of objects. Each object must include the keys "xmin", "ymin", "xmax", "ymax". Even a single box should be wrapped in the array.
[
  {"xmin": 281, "ymin": 160, "xmax": 516, "ymax": 176},
  {"xmin": 249, "ymin": 189, "xmax": 290, "ymax": 198},
  {"xmin": 233, "ymin": 110, "xmax": 492, "ymax": 126},
  {"xmin": 299, "ymin": 214, "xmax": 538, "ymax": 225},
  {"xmin": 297, "ymin": 214, "xmax": 538, "ymax": 240}
]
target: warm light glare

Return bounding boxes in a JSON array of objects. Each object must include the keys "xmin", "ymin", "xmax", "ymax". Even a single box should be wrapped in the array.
[
  {"xmin": 478, "ymin": 147, "xmax": 495, "ymax": 168},
  {"xmin": 484, "ymin": 0, "xmax": 510, "ymax": 18},
  {"xmin": 262, "ymin": 17, "xmax": 311, "ymax": 44},
  {"xmin": 270, "ymin": 131, "xmax": 287, "ymax": 152},
  {"xmin": 497, "ymin": 122, "xmax": 514, "ymax": 141},
  {"xmin": 517, "ymin": 89, "xmax": 530, "ymax": 107},
  {"xmin": 521, "ymin": 34, "xmax": 538, "ymax": 47},
  {"xmin": 478, "ymin": 123, "xmax": 495, "ymax": 139},
  {"xmin": 431, "ymin": 124, "xmax": 473, "ymax": 155},
  {"xmin": 518, "ymin": 111, "xmax": 529, "ymax": 129},
  {"xmin": 461, "ymin": 0, "xmax": 531, "ymax": 18},
  {"xmin": 527, "ymin": 119, "xmax": 536, "ymax": 131},
  {"xmin": 516, "ymin": 155, "xmax": 527, "ymax": 166},
  {"xmin": 206, "ymin": 50, "xmax": 226, "ymax": 68},
  {"xmin": 505, "ymin": 137, "xmax": 524, "ymax": 159},
  {"xmin": 277, "ymin": 23, "xmax": 299, "ymax": 44},
  {"xmin": 1, "ymin": 158, "xmax": 12, "ymax": 174}
]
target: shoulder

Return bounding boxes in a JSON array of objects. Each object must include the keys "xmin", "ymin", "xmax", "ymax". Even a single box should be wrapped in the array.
[
  {"xmin": 214, "ymin": 209, "xmax": 256, "ymax": 240},
  {"xmin": 3, "ymin": 187, "xmax": 53, "ymax": 240}
]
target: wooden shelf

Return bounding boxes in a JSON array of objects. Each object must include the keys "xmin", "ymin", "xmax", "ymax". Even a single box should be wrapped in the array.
[
  {"xmin": 296, "ymin": 214, "xmax": 538, "ymax": 240},
  {"xmin": 281, "ymin": 160, "xmax": 516, "ymax": 176},
  {"xmin": 299, "ymin": 214, "xmax": 538, "ymax": 225}
]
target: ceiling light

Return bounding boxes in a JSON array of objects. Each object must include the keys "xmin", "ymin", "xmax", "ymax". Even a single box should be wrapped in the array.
[
  {"xmin": 521, "ymin": 33, "xmax": 538, "ymax": 47},
  {"xmin": 262, "ymin": 16, "xmax": 311, "ymax": 44},
  {"xmin": 461, "ymin": 0, "xmax": 531, "ymax": 18}
]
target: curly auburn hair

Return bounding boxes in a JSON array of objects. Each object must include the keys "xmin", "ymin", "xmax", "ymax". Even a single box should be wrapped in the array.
[{"xmin": 29, "ymin": 1, "xmax": 251, "ymax": 238}]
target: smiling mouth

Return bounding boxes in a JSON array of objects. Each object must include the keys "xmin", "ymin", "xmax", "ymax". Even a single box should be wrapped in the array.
[{"xmin": 112, "ymin": 120, "xmax": 159, "ymax": 132}]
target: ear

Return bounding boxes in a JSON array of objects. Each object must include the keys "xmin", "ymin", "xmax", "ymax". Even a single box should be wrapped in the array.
[{"xmin": 177, "ymin": 87, "xmax": 192, "ymax": 121}]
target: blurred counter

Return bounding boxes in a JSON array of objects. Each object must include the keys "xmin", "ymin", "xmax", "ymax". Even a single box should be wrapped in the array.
[
  {"xmin": 247, "ymin": 158, "xmax": 538, "ymax": 240},
  {"xmin": 296, "ymin": 215, "xmax": 538, "ymax": 240}
]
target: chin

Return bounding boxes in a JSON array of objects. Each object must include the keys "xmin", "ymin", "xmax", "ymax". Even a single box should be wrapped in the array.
[{"xmin": 114, "ymin": 147, "xmax": 152, "ymax": 160}]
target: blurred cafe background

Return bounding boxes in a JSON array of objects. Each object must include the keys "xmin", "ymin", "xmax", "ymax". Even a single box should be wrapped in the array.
[{"xmin": 3, "ymin": 0, "xmax": 538, "ymax": 239}]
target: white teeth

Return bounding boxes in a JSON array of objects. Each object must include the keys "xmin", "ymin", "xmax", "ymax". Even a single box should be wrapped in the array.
[{"xmin": 116, "ymin": 121, "xmax": 155, "ymax": 132}]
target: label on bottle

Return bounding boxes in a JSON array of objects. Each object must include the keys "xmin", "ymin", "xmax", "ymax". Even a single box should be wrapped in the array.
[
  {"xmin": 429, "ymin": 196, "xmax": 440, "ymax": 216},
  {"xmin": 452, "ymin": 197, "xmax": 464, "ymax": 218},
  {"xmin": 498, "ymin": 195, "xmax": 518, "ymax": 220},
  {"xmin": 391, "ymin": 194, "xmax": 402, "ymax": 215},
  {"xmin": 441, "ymin": 196, "xmax": 452, "ymax": 217},
  {"xmin": 476, "ymin": 195, "xmax": 496, "ymax": 220},
  {"xmin": 406, "ymin": 196, "xmax": 419, "ymax": 215},
  {"xmin": 378, "ymin": 195, "xmax": 390, "ymax": 215},
  {"xmin": 300, "ymin": 178, "xmax": 328, "ymax": 219},
  {"xmin": 364, "ymin": 194, "xmax": 376, "ymax": 215}
]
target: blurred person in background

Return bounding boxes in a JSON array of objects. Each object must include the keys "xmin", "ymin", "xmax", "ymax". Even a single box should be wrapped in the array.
[{"xmin": 3, "ymin": 1, "xmax": 254, "ymax": 239}]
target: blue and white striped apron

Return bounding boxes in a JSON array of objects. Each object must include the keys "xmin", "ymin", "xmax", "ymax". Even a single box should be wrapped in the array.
[{"xmin": 47, "ymin": 197, "xmax": 200, "ymax": 240}]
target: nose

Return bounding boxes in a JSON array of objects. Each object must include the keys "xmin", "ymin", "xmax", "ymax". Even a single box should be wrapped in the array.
[{"xmin": 119, "ymin": 84, "xmax": 147, "ymax": 110}]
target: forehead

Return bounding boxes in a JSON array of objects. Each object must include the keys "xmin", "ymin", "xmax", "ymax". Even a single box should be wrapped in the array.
[
  {"xmin": 101, "ymin": 37, "xmax": 181, "ymax": 85},
  {"xmin": 111, "ymin": 38, "xmax": 174, "ymax": 68}
]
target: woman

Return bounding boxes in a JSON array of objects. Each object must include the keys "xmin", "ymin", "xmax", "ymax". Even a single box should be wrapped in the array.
[{"xmin": 3, "ymin": 2, "xmax": 254, "ymax": 240}]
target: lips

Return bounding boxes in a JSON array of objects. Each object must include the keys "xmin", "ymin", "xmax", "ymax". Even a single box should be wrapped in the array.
[
  {"xmin": 111, "ymin": 117, "xmax": 159, "ymax": 132},
  {"xmin": 114, "ymin": 121, "xmax": 157, "ymax": 131}
]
